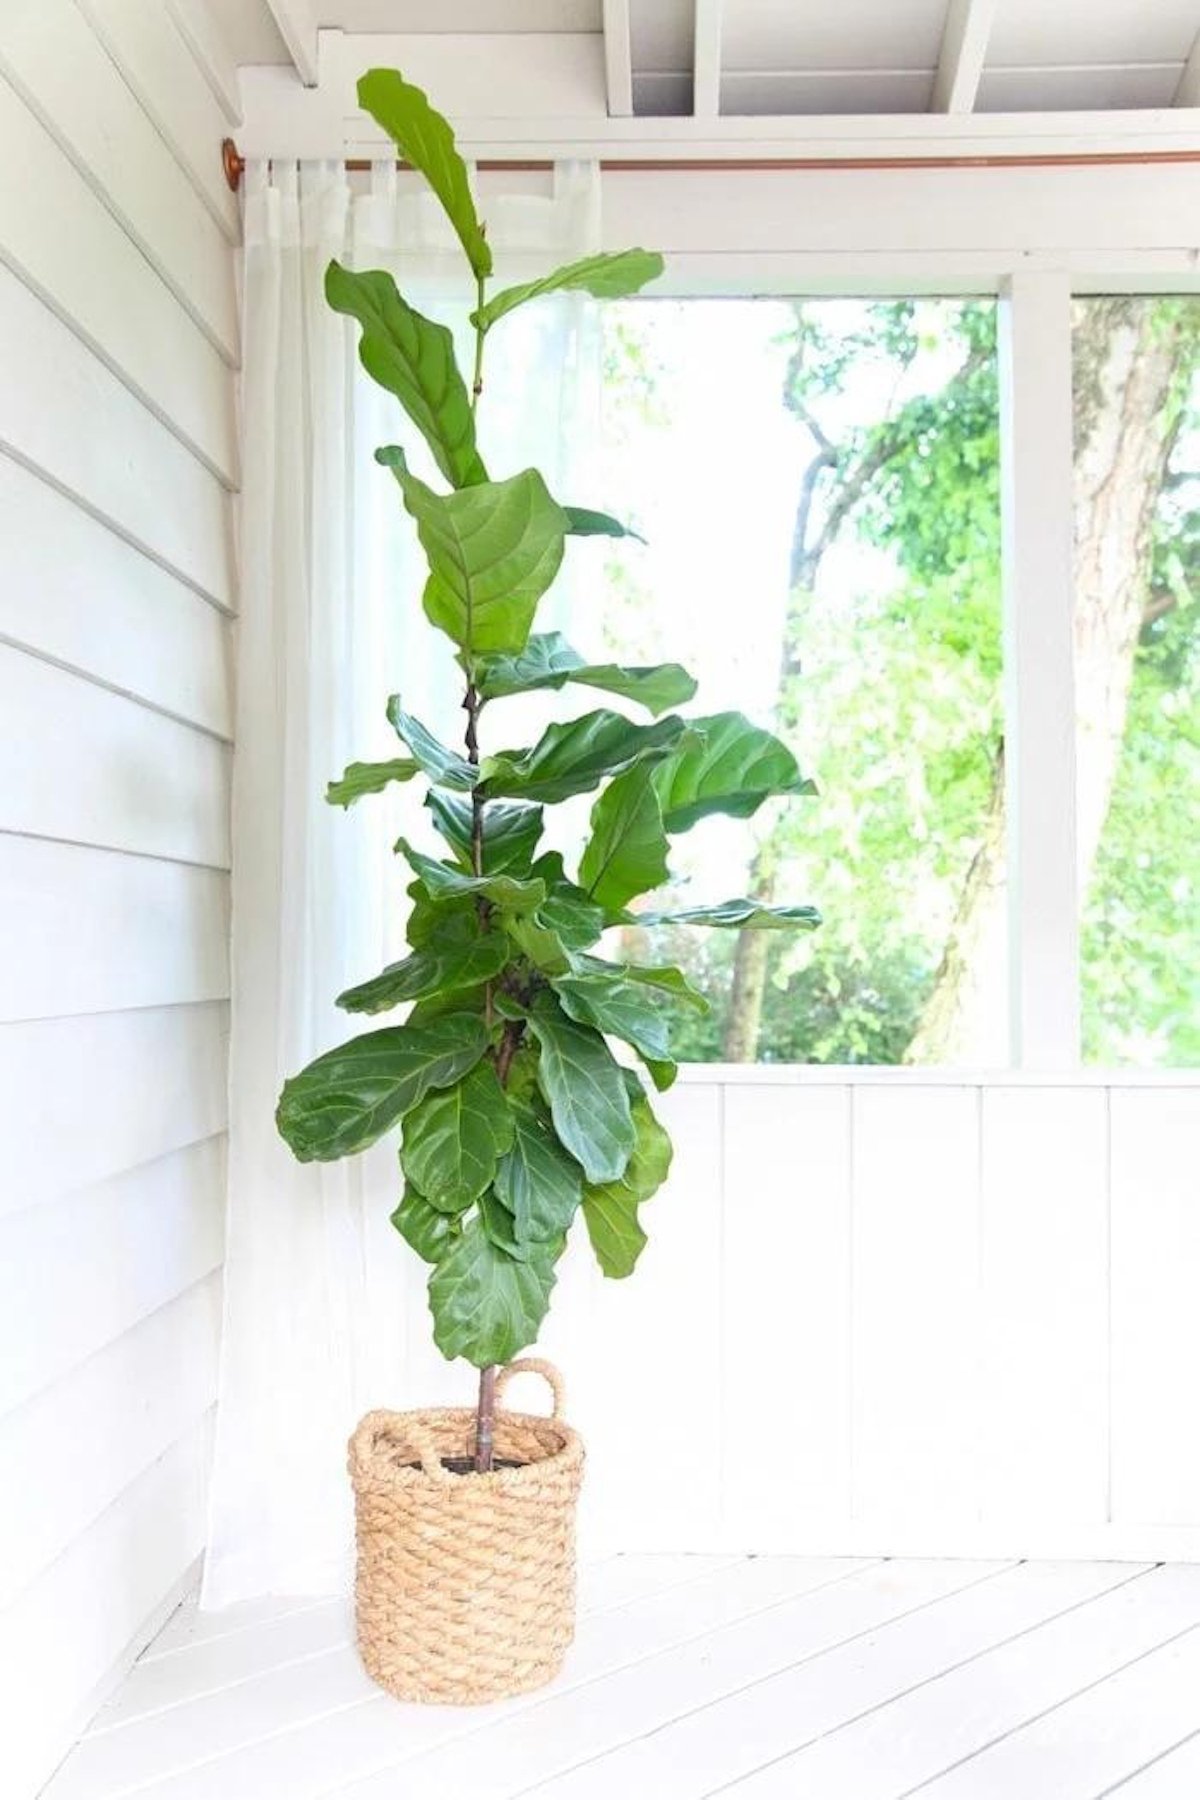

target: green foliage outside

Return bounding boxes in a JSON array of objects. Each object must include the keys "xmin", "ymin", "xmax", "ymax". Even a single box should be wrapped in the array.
[{"xmin": 599, "ymin": 296, "xmax": 1199, "ymax": 1066}]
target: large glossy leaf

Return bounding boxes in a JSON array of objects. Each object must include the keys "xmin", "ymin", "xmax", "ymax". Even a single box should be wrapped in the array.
[
  {"xmin": 473, "ymin": 249, "xmax": 663, "ymax": 331},
  {"xmin": 396, "ymin": 838, "xmax": 545, "ymax": 912},
  {"xmin": 379, "ymin": 449, "xmax": 567, "ymax": 655},
  {"xmin": 562, "ymin": 506, "xmax": 644, "ymax": 543},
  {"xmin": 386, "ymin": 696, "xmax": 476, "ymax": 790},
  {"xmin": 525, "ymin": 994, "xmax": 635, "ymax": 1184},
  {"xmin": 325, "ymin": 263, "xmax": 485, "ymax": 488},
  {"xmin": 405, "ymin": 885, "xmax": 479, "ymax": 950},
  {"xmin": 582, "ymin": 1094, "xmax": 673, "ymax": 1279},
  {"xmin": 494, "ymin": 1103, "xmax": 583, "ymax": 1243},
  {"xmin": 326, "ymin": 758, "xmax": 419, "ymax": 809},
  {"xmin": 652, "ymin": 711, "xmax": 815, "ymax": 832},
  {"xmin": 475, "ymin": 631, "xmax": 695, "ymax": 716},
  {"xmin": 578, "ymin": 763, "xmax": 670, "ymax": 910},
  {"xmin": 428, "ymin": 1223, "xmax": 556, "ymax": 1367},
  {"xmin": 551, "ymin": 971, "xmax": 673, "ymax": 1066},
  {"xmin": 479, "ymin": 710, "xmax": 686, "ymax": 804},
  {"xmin": 400, "ymin": 1060, "xmax": 515, "ymax": 1211},
  {"xmin": 276, "ymin": 1014, "xmax": 488, "ymax": 1162},
  {"xmin": 357, "ymin": 69, "xmax": 491, "ymax": 277},
  {"xmin": 425, "ymin": 790, "xmax": 544, "ymax": 875},
  {"xmin": 505, "ymin": 855, "xmax": 608, "ymax": 974},
  {"xmin": 337, "ymin": 935, "xmax": 509, "ymax": 1014},
  {"xmin": 641, "ymin": 897, "xmax": 822, "ymax": 930},
  {"xmin": 571, "ymin": 953, "xmax": 710, "ymax": 1014},
  {"xmin": 391, "ymin": 1183, "xmax": 459, "ymax": 1263}
]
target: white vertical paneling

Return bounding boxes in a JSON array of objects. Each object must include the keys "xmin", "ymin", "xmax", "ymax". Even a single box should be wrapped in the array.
[
  {"xmin": 1110, "ymin": 1088, "xmax": 1200, "ymax": 1527},
  {"xmin": 0, "ymin": 1279, "xmax": 221, "ymax": 1606},
  {"xmin": 0, "ymin": 1138, "xmax": 226, "ymax": 1415},
  {"xmin": 0, "ymin": 81, "xmax": 236, "ymax": 483},
  {"xmin": 0, "ymin": 457, "xmax": 234, "ymax": 737},
  {"xmin": 0, "ymin": 1421, "xmax": 212, "ymax": 1800},
  {"xmin": 721, "ymin": 1083, "xmax": 852, "ymax": 1542},
  {"xmin": 851, "ymin": 1085, "xmax": 982, "ymax": 1529},
  {"xmin": 979, "ymin": 1087, "xmax": 1109, "ymax": 1525},
  {"xmin": 0, "ymin": 269, "xmax": 234, "ymax": 607},
  {"xmin": 0, "ymin": 648, "xmax": 230, "ymax": 866},
  {"xmin": 0, "ymin": 1004, "xmax": 229, "ymax": 1214},
  {"xmin": 0, "ymin": 840, "xmax": 229, "ymax": 1024},
  {"xmin": 572, "ymin": 1079, "xmax": 725, "ymax": 1552},
  {"xmin": 0, "ymin": 0, "xmax": 237, "ymax": 360}
]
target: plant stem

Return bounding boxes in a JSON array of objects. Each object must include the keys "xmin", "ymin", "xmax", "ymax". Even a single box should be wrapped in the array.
[{"xmin": 468, "ymin": 255, "xmax": 497, "ymax": 1475}]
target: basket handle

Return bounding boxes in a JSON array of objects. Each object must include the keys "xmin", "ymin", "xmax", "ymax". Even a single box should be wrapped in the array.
[
  {"xmin": 348, "ymin": 1410, "xmax": 455, "ymax": 1486},
  {"xmin": 495, "ymin": 1357, "xmax": 566, "ymax": 1421}
]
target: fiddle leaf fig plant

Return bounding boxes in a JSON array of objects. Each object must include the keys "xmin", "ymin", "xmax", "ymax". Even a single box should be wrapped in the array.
[{"xmin": 276, "ymin": 68, "xmax": 820, "ymax": 1469}]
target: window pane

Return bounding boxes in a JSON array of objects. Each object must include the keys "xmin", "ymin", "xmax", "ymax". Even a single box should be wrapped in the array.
[
  {"xmin": 1077, "ymin": 297, "xmax": 1200, "ymax": 1066},
  {"xmin": 587, "ymin": 298, "xmax": 1002, "ymax": 1064}
]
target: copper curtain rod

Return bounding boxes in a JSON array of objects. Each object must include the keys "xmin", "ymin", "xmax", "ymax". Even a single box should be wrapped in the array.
[{"xmin": 221, "ymin": 138, "xmax": 1200, "ymax": 193}]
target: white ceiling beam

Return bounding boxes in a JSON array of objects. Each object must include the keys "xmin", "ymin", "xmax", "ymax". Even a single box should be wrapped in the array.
[
  {"xmin": 265, "ymin": 0, "xmax": 320, "ymax": 88},
  {"xmin": 602, "ymin": 0, "xmax": 633, "ymax": 117},
  {"xmin": 1175, "ymin": 28, "xmax": 1200, "ymax": 106},
  {"xmin": 932, "ymin": 0, "xmax": 998, "ymax": 113},
  {"xmin": 693, "ymin": 0, "xmax": 723, "ymax": 118}
]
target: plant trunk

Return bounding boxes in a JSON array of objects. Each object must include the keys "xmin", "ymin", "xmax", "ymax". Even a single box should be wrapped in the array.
[
  {"xmin": 908, "ymin": 299, "xmax": 1186, "ymax": 1062},
  {"xmin": 475, "ymin": 1364, "xmax": 496, "ymax": 1473}
]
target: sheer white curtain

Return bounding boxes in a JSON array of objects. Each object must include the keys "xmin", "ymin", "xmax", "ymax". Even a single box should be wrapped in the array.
[{"xmin": 203, "ymin": 158, "xmax": 601, "ymax": 1606}]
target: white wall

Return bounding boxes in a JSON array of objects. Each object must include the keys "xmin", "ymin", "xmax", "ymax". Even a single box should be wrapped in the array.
[
  {"xmin": 514, "ymin": 1071, "xmax": 1200, "ymax": 1565},
  {"xmin": 0, "ymin": 3, "xmax": 236, "ymax": 1793}
]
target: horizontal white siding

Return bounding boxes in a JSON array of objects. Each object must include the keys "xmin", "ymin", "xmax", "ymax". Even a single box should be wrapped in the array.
[
  {"xmin": 518, "ymin": 1075, "xmax": 1200, "ymax": 1565},
  {"xmin": 0, "ymin": 3, "xmax": 236, "ymax": 1793}
]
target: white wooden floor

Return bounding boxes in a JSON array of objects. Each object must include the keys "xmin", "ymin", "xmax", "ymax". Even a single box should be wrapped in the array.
[{"xmin": 40, "ymin": 1556, "xmax": 1200, "ymax": 1800}]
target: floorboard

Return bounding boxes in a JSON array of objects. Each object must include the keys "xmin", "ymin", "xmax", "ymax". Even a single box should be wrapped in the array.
[{"xmin": 38, "ymin": 1558, "xmax": 1200, "ymax": 1800}]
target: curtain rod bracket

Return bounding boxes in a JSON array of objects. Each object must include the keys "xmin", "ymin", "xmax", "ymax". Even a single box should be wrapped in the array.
[{"xmin": 223, "ymin": 138, "xmax": 245, "ymax": 193}]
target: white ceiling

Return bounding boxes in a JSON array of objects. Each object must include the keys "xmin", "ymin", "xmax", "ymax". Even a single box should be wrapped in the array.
[{"xmin": 212, "ymin": 0, "xmax": 1200, "ymax": 116}]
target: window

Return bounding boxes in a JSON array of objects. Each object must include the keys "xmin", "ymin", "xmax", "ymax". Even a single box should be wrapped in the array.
[{"xmin": 587, "ymin": 297, "xmax": 1003, "ymax": 1065}]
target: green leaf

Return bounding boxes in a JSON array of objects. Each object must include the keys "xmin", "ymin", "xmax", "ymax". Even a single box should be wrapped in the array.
[
  {"xmin": 581, "ymin": 1095, "xmax": 672, "ymax": 1279},
  {"xmin": 425, "ymin": 790, "xmax": 544, "ymax": 875},
  {"xmin": 533, "ymin": 853, "xmax": 610, "ymax": 948},
  {"xmin": 325, "ymin": 264, "xmax": 485, "ymax": 488},
  {"xmin": 571, "ymin": 954, "xmax": 711, "ymax": 1014},
  {"xmin": 640, "ymin": 897, "xmax": 823, "ymax": 930},
  {"xmin": 428, "ymin": 1223, "xmax": 556, "ymax": 1367},
  {"xmin": 357, "ymin": 69, "xmax": 491, "ymax": 278},
  {"xmin": 525, "ymin": 994, "xmax": 635, "ymax": 1184},
  {"xmin": 474, "ymin": 631, "xmax": 695, "ymax": 716},
  {"xmin": 479, "ymin": 710, "xmax": 687, "ymax": 804},
  {"xmin": 391, "ymin": 1183, "xmax": 460, "ymax": 1263},
  {"xmin": 386, "ymin": 696, "xmax": 477, "ymax": 790},
  {"xmin": 336, "ymin": 935, "xmax": 509, "ymax": 1014},
  {"xmin": 400, "ymin": 1060, "xmax": 515, "ymax": 1211},
  {"xmin": 379, "ymin": 449, "xmax": 567, "ymax": 656},
  {"xmin": 405, "ymin": 885, "xmax": 480, "ymax": 950},
  {"xmin": 494, "ymin": 1103, "xmax": 583, "ymax": 1244},
  {"xmin": 396, "ymin": 837, "xmax": 545, "ymax": 912},
  {"xmin": 562, "ymin": 506, "xmax": 645, "ymax": 543},
  {"xmin": 478, "ymin": 1187, "xmax": 527, "ymax": 1259},
  {"xmin": 550, "ymin": 971, "xmax": 673, "ymax": 1067},
  {"xmin": 326, "ymin": 758, "xmax": 419, "ymax": 808},
  {"xmin": 276, "ymin": 1014, "xmax": 489, "ymax": 1163},
  {"xmin": 579, "ymin": 763, "xmax": 670, "ymax": 910},
  {"xmin": 473, "ymin": 249, "xmax": 663, "ymax": 331},
  {"xmin": 652, "ymin": 711, "xmax": 815, "ymax": 832}
]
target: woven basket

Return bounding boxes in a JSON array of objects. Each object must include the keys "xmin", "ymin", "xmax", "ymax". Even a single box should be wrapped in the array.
[{"xmin": 347, "ymin": 1357, "xmax": 584, "ymax": 1705}]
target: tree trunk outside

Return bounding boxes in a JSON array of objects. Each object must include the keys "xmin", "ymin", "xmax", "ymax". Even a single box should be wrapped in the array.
[{"xmin": 908, "ymin": 299, "xmax": 1186, "ymax": 1062}]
